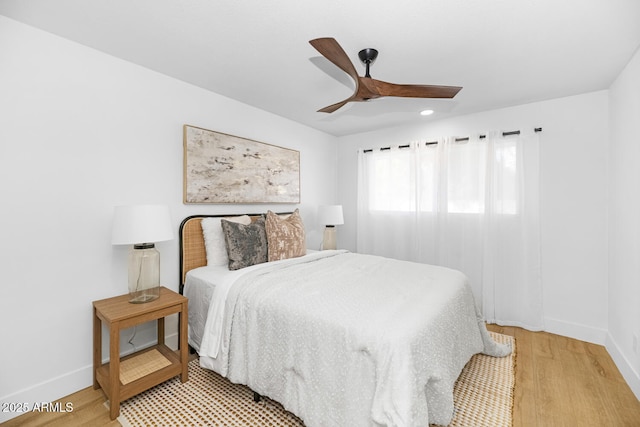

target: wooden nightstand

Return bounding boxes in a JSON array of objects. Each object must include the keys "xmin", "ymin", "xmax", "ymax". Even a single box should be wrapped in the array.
[{"xmin": 93, "ymin": 286, "xmax": 189, "ymax": 420}]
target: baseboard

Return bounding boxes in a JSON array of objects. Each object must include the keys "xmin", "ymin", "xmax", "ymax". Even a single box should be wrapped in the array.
[
  {"xmin": 543, "ymin": 317, "xmax": 608, "ymax": 345},
  {"xmin": 0, "ymin": 363, "xmax": 92, "ymax": 423},
  {"xmin": 606, "ymin": 332, "xmax": 640, "ymax": 401},
  {"xmin": 0, "ymin": 333, "xmax": 179, "ymax": 424}
]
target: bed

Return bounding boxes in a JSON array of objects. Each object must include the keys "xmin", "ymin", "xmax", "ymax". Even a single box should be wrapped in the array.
[{"xmin": 179, "ymin": 211, "xmax": 510, "ymax": 427}]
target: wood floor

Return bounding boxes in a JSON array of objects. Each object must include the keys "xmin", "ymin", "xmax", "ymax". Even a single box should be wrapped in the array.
[
  {"xmin": 4, "ymin": 326, "xmax": 640, "ymax": 426},
  {"xmin": 487, "ymin": 324, "xmax": 640, "ymax": 427}
]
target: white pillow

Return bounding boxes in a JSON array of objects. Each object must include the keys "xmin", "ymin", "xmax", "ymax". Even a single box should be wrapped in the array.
[{"xmin": 201, "ymin": 215, "xmax": 251, "ymax": 266}]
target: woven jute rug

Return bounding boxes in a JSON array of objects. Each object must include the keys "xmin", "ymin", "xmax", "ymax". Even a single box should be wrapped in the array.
[{"xmin": 117, "ymin": 332, "xmax": 515, "ymax": 427}]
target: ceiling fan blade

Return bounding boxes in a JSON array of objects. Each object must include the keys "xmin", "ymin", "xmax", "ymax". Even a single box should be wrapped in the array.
[
  {"xmin": 371, "ymin": 79, "xmax": 462, "ymax": 99},
  {"xmin": 317, "ymin": 98, "xmax": 353, "ymax": 113},
  {"xmin": 309, "ymin": 38, "xmax": 360, "ymax": 84}
]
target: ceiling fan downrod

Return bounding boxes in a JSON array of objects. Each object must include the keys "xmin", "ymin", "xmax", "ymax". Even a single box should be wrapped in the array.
[{"xmin": 358, "ymin": 48, "xmax": 378, "ymax": 78}]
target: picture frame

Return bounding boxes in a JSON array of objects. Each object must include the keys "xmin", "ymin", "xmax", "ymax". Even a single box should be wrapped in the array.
[{"xmin": 183, "ymin": 125, "xmax": 301, "ymax": 204}]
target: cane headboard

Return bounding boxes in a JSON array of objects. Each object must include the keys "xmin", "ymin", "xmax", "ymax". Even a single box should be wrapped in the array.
[{"xmin": 178, "ymin": 213, "xmax": 292, "ymax": 294}]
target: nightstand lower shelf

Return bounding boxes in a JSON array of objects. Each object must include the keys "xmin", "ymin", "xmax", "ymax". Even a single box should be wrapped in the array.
[{"xmin": 95, "ymin": 344, "xmax": 182, "ymax": 402}]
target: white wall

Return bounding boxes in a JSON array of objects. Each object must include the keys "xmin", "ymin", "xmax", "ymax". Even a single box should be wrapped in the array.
[
  {"xmin": 607, "ymin": 46, "xmax": 640, "ymax": 398},
  {"xmin": 0, "ymin": 16, "xmax": 338, "ymax": 422},
  {"xmin": 337, "ymin": 91, "xmax": 610, "ymax": 345}
]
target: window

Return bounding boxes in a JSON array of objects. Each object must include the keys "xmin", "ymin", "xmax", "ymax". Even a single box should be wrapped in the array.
[
  {"xmin": 445, "ymin": 140, "xmax": 487, "ymax": 214},
  {"xmin": 366, "ymin": 148, "xmax": 415, "ymax": 212},
  {"xmin": 363, "ymin": 137, "xmax": 519, "ymax": 215}
]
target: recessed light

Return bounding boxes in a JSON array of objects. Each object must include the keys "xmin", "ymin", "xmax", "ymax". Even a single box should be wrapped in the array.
[{"xmin": 420, "ymin": 109, "xmax": 434, "ymax": 116}]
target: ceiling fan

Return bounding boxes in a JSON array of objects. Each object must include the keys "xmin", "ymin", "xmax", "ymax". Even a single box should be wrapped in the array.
[{"xmin": 309, "ymin": 37, "xmax": 462, "ymax": 113}]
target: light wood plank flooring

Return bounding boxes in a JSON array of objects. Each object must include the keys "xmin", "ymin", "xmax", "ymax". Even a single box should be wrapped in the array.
[
  {"xmin": 4, "ymin": 326, "xmax": 640, "ymax": 426},
  {"xmin": 487, "ymin": 324, "xmax": 640, "ymax": 426}
]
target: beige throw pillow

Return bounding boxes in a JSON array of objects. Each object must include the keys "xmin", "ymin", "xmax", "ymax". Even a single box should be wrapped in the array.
[{"xmin": 265, "ymin": 209, "xmax": 306, "ymax": 262}]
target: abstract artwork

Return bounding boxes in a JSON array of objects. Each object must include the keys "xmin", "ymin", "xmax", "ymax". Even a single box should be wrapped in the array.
[{"xmin": 183, "ymin": 125, "xmax": 300, "ymax": 204}]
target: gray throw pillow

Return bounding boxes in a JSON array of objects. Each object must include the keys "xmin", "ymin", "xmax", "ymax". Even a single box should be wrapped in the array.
[{"xmin": 221, "ymin": 217, "xmax": 268, "ymax": 270}]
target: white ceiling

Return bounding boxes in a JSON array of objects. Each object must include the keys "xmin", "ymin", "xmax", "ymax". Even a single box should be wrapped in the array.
[{"xmin": 1, "ymin": 0, "xmax": 639, "ymax": 136}]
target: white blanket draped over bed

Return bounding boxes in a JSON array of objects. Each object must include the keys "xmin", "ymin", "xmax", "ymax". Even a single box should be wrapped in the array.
[{"xmin": 190, "ymin": 250, "xmax": 510, "ymax": 427}]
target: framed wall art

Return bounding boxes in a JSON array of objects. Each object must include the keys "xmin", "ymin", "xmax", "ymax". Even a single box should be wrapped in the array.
[{"xmin": 183, "ymin": 125, "xmax": 300, "ymax": 204}]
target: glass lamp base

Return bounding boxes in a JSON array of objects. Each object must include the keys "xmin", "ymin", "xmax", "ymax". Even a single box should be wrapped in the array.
[
  {"xmin": 128, "ymin": 244, "xmax": 161, "ymax": 304},
  {"xmin": 129, "ymin": 287, "xmax": 160, "ymax": 303}
]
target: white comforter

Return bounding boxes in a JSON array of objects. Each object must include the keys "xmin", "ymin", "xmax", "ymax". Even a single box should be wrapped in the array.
[{"xmin": 195, "ymin": 250, "xmax": 510, "ymax": 426}]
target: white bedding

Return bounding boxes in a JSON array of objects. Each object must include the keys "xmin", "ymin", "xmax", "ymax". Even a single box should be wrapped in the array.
[
  {"xmin": 186, "ymin": 250, "xmax": 510, "ymax": 427},
  {"xmin": 183, "ymin": 263, "xmax": 228, "ymax": 354},
  {"xmin": 185, "ymin": 252, "xmax": 321, "ymax": 355}
]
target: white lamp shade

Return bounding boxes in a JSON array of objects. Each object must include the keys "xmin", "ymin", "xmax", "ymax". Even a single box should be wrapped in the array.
[
  {"xmin": 112, "ymin": 204, "xmax": 173, "ymax": 245},
  {"xmin": 318, "ymin": 205, "xmax": 344, "ymax": 226}
]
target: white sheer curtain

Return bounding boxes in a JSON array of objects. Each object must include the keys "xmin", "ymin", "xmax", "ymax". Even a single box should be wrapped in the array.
[{"xmin": 357, "ymin": 132, "xmax": 543, "ymax": 330}]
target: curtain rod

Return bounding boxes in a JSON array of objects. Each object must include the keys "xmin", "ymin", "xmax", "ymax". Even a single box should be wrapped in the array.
[{"xmin": 362, "ymin": 127, "xmax": 542, "ymax": 152}]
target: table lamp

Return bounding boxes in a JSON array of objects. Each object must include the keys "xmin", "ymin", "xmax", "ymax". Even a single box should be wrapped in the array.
[
  {"xmin": 318, "ymin": 205, "xmax": 344, "ymax": 250},
  {"xmin": 112, "ymin": 204, "xmax": 173, "ymax": 303}
]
